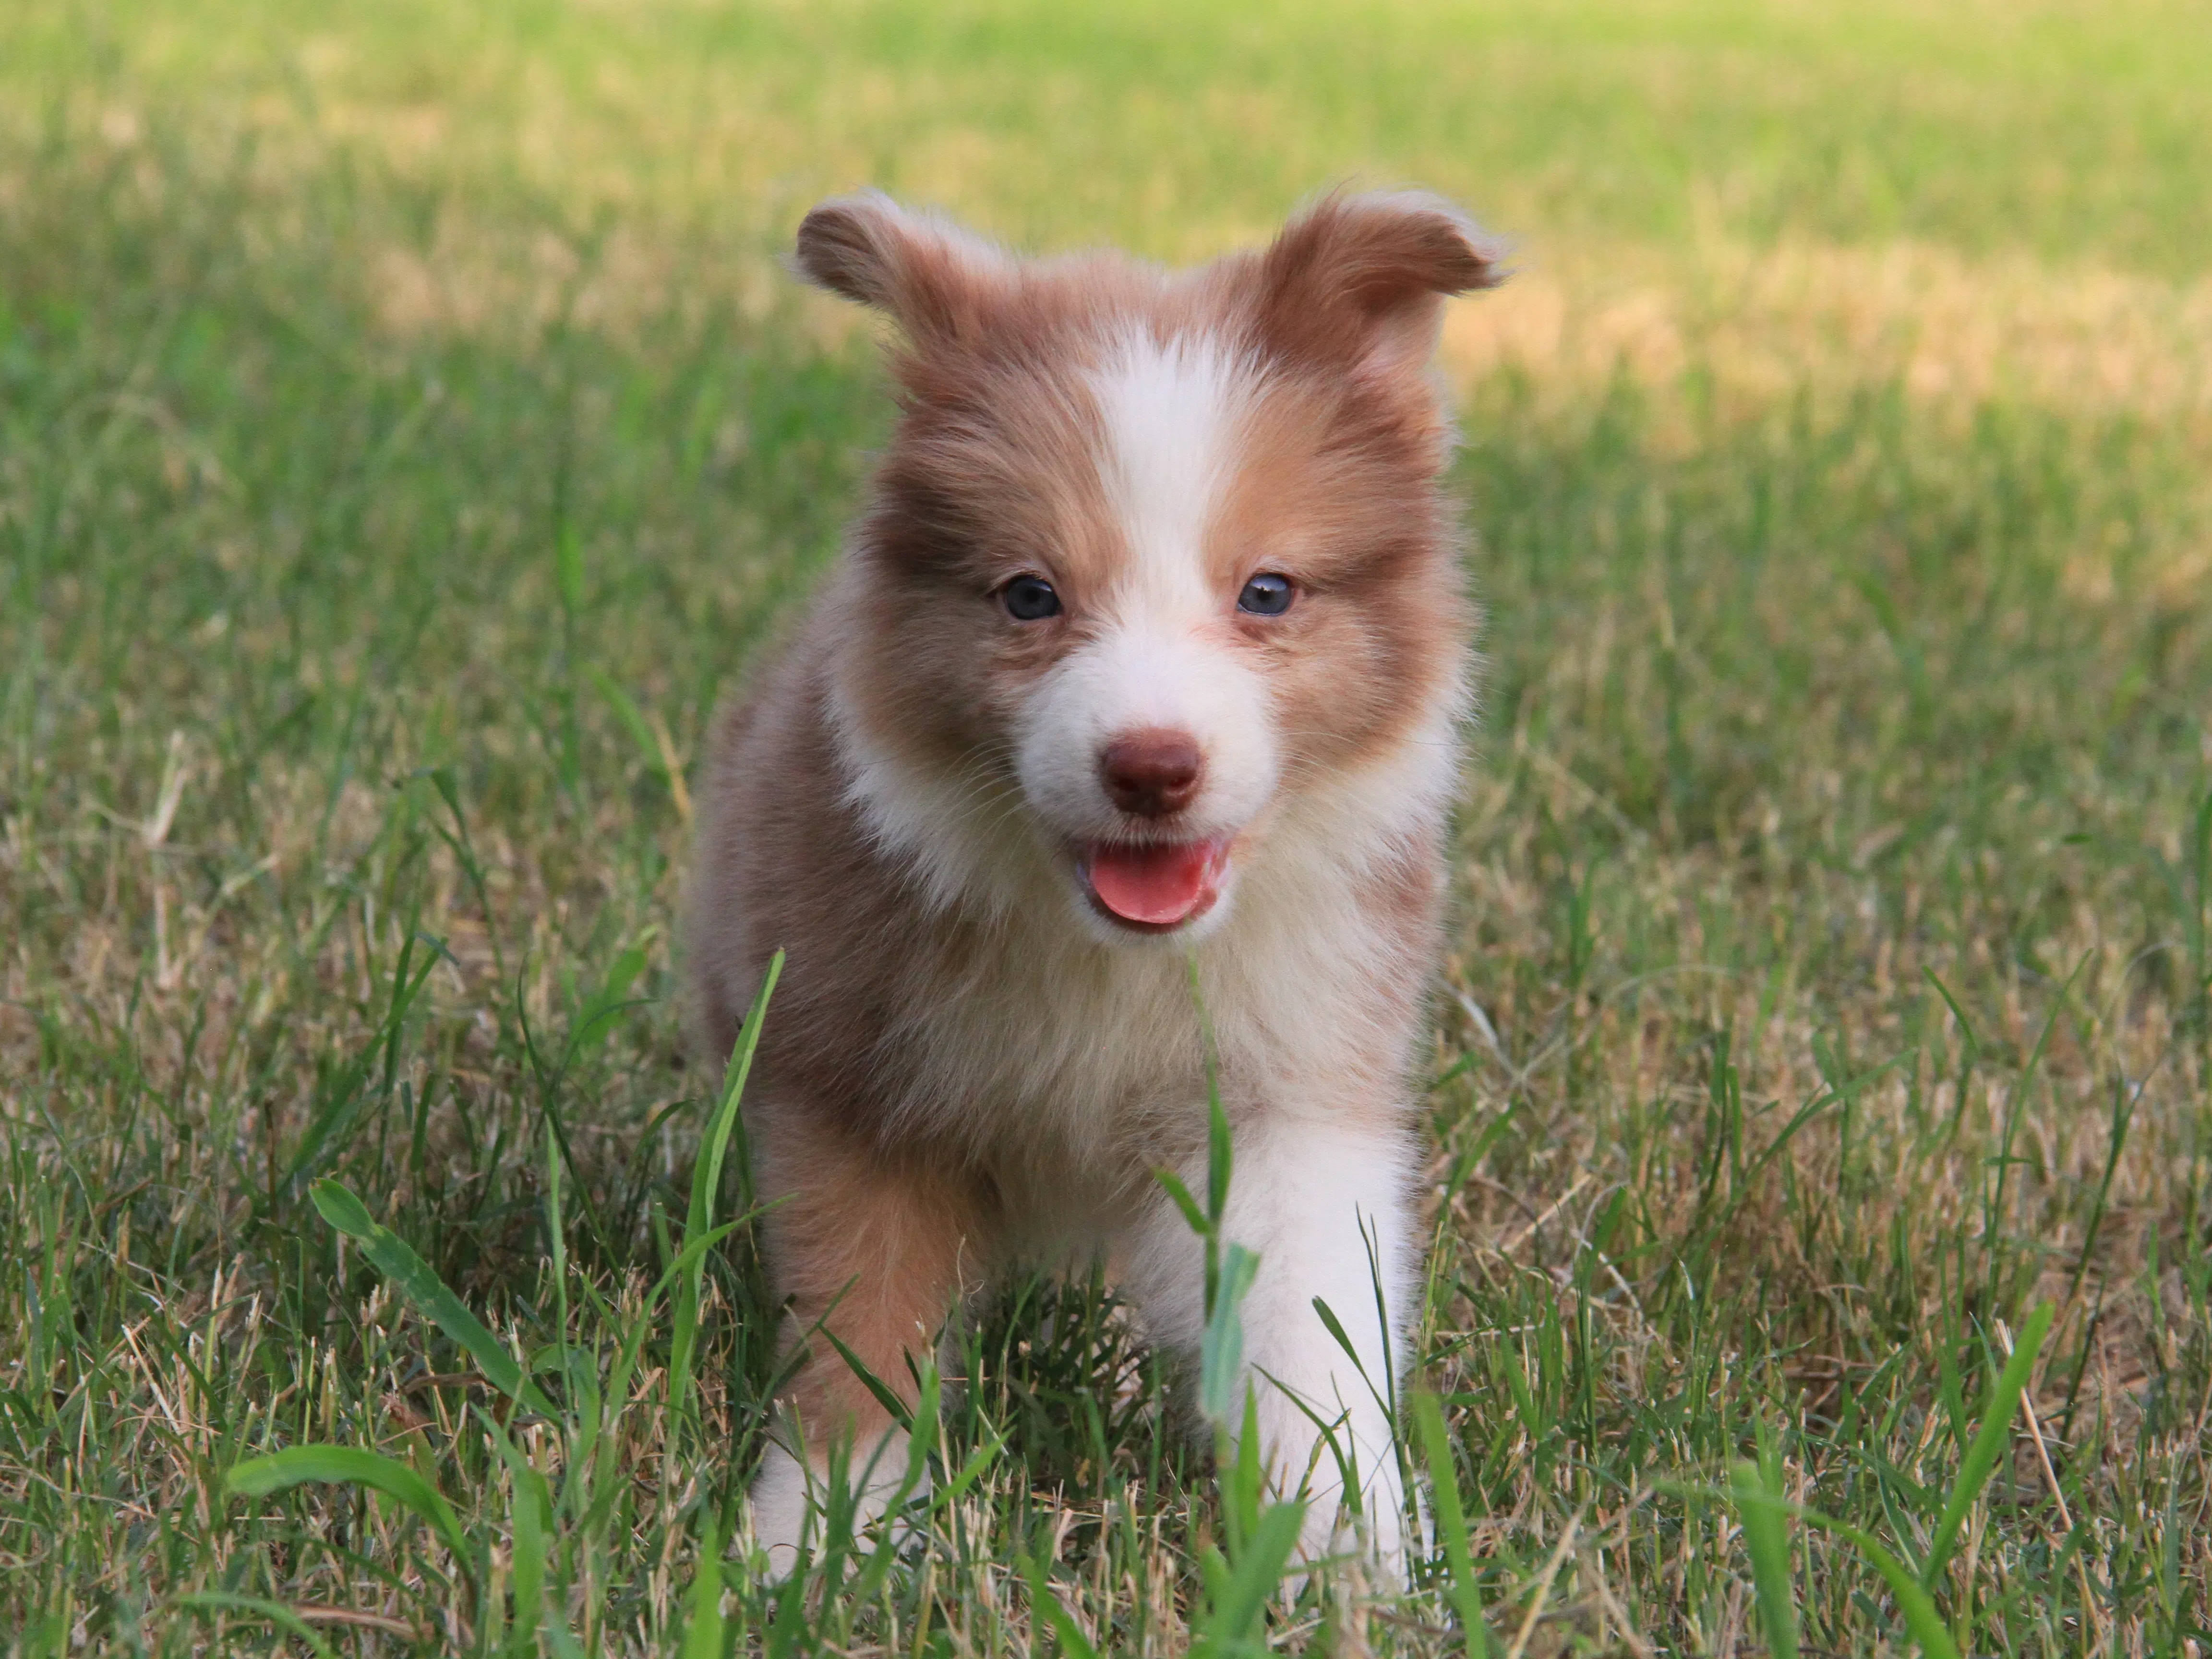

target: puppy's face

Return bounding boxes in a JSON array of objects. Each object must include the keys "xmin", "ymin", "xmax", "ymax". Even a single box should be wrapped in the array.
[{"xmin": 805, "ymin": 193, "xmax": 1497, "ymax": 938}]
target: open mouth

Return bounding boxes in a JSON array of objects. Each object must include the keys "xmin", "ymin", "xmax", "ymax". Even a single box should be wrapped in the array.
[{"xmin": 1078, "ymin": 837, "xmax": 1233, "ymax": 932}]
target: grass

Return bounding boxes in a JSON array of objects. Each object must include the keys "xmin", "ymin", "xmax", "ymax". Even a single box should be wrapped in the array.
[{"xmin": 3, "ymin": 0, "xmax": 2211, "ymax": 1651}]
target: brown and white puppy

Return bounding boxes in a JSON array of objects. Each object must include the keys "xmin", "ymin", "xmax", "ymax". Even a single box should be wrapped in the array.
[{"xmin": 687, "ymin": 190, "xmax": 1499, "ymax": 1575}]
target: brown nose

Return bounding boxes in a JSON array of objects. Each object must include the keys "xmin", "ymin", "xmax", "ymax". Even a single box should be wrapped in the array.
[{"xmin": 1100, "ymin": 729, "xmax": 1203, "ymax": 818}]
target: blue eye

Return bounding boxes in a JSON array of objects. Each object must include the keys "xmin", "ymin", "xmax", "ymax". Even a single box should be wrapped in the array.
[
  {"xmin": 1001, "ymin": 575, "xmax": 1062, "ymax": 621},
  {"xmin": 1237, "ymin": 573, "xmax": 1295, "ymax": 616}
]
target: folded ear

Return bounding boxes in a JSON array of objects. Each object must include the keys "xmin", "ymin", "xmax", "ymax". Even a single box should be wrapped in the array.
[
  {"xmin": 792, "ymin": 192, "xmax": 1011, "ymax": 343},
  {"xmin": 1254, "ymin": 190, "xmax": 1504, "ymax": 374}
]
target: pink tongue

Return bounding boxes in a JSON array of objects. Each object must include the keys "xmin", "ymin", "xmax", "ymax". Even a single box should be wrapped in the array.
[{"xmin": 1086, "ymin": 842, "xmax": 1217, "ymax": 926}]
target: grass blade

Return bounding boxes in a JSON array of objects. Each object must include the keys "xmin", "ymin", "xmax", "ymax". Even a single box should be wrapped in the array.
[
  {"xmin": 1185, "ymin": 954, "xmax": 1232, "ymax": 1224},
  {"xmin": 1310, "ymin": 1297, "xmax": 1370, "ymax": 1395},
  {"xmin": 555, "ymin": 521, "xmax": 586, "ymax": 615},
  {"xmin": 479, "ymin": 1409, "xmax": 554, "ymax": 1657},
  {"xmin": 309, "ymin": 1178, "xmax": 559, "ymax": 1418},
  {"xmin": 586, "ymin": 665, "xmax": 673, "ymax": 793},
  {"xmin": 680, "ymin": 1513, "xmax": 724, "ymax": 1659},
  {"xmin": 1785, "ymin": 1502, "xmax": 1958, "ymax": 1659},
  {"xmin": 1663, "ymin": 1478, "xmax": 1964, "ymax": 1654},
  {"xmin": 601, "ymin": 1216, "xmax": 762, "ymax": 1434},
  {"xmin": 225, "ymin": 1444, "xmax": 471, "ymax": 1568},
  {"xmin": 1921, "ymin": 1300, "xmax": 2055, "ymax": 1588},
  {"xmin": 567, "ymin": 938, "xmax": 649, "ymax": 1059},
  {"xmin": 671, "ymin": 950, "xmax": 782, "ymax": 1429},
  {"xmin": 850, "ymin": 1368, "xmax": 949, "ymax": 1604},
  {"xmin": 1730, "ymin": 1461, "xmax": 1800, "ymax": 1659},
  {"xmin": 1021, "ymin": 1541, "xmax": 1104, "ymax": 1659},
  {"xmin": 1200, "ymin": 1244, "xmax": 1260, "ymax": 1427},
  {"xmin": 691, "ymin": 951, "xmax": 783, "ymax": 1245},
  {"xmin": 1412, "ymin": 1392, "xmax": 1491, "ymax": 1656},
  {"xmin": 817, "ymin": 1322, "xmax": 917, "ymax": 1433},
  {"xmin": 1193, "ymin": 1499, "xmax": 1304, "ymax": 1657},
  {"xmin": 1152, "ymin": 1167, "xmax": 1210, "ymax": 1238},
  {"xmin": 1984, "ymin": 963, "xmax": 2087, "ymax": 1299},
  {"xmin": 1668, "ymin": 1475, "xmax": 1960, "ymax": 1658},
  {"xmin": 171, "ymin": 1594, "xmax": 339, "ymax": 1659}
]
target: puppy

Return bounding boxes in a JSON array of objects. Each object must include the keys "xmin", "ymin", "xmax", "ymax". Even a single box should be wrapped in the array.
[{"xmin": 686, "ymin": 189, "xmax": 1499, "ymax": 1575}]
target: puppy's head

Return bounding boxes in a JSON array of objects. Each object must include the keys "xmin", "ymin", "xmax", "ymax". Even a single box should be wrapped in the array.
[{"xmin": 800, "ymin": 190, "xmax": 1500, "ymax": 939}]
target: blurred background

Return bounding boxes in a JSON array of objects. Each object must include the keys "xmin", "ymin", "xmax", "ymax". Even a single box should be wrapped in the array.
[
  {"xmin": 4, "ymin": 2, "xmax": 2211, "ymax": 1650},
  {"xmin": 8, "ymin": 0, "xmax": 2206, "ymax": 805}
]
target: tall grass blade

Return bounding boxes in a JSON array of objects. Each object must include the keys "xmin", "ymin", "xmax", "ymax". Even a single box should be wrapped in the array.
[
  {"xmin": 568, "ymin": 938, "xmax": 649, "ymax": 1059},
  {"xmin": 817, "ymin": 1323, "xmax": 918, "ymax": 1434},
  {"xmin": 1668, "ymin": 1473, "xmax": 1960, "ymax": 1658},
  {"xmin": 309, "ymin": 1178, "xmax": 558, "ymax": 1418},
  {"xmin": 1192, "ymin": 1499, "xmax": 1304, "ymax": 1658},
  {"xmin": 586, "ymin": 665, "xmax": 672, "ymax": 793},
  {"xmin": 671, "ymin": 950, "xmax": 782, "ymax": 1430},
  {"xmin": 1780, "ymin": 1501, "xmax": 1957, "ymax": 1659},
  {"xmin": 1225, "ymin": 1388, "xmax": 1267, "ymax": 1554},
  {"xmin": 599, "ymin": 1217, "xmax": 759, "ymax": 1440},
  {"xmin": 480, "ymin": 1409, "xmax": 555, "ymax": 1657},
  {"xmin": 679, "ymin": 1513, "xmax": 724, "ymax": 1659},
  {"xmin": 423, "ymin": 766, "xmax": 509, "ymax": 990},
  {"xmin": 1184, "ymin": 955, "xmax": 1232, "ymax": 1218},
  {"xmin": 1021, "ymin": 1543, "xmax": 1104, "ymax": 1659},
  {"xmin": 1729, "ymin": 1461, "xmax": 1800, "ymax": 1659},
  {"xmin": 1200, "ymin": 1244, "xmax": 1260, "ymax": 1427},
  {"xmin": 555, "ymin": 521, "xmax": 586, "ymax": 615},
  {"xmin": 1205, "ymin": 1065, "xmax": 1233, "ymax": 1226},
  {"xmin": 1920, "ymin": 1300, "xmax": 2055, "ymax": 1588},
  {"xmin": 850, "ymin": 1368, "xmax": 948, "ymax": 1604},
  {"xmin": 225, "ymin": 1444, "xmax": 472, "ymax": 1567},
  {"xmin": 1984, "ymin": 964, "xmax": 2087, "ymax": 1301},
  {"xmin": 280, "ymin": 937, "xmax": 440, "ymax": 1195},
  {"xmin": 1305, "ymin": 1286, "xmax": 1401, "ymax": 1503},
  {"xmin": 1153, "ymin": 1167, "xmax": 1210, "ymax": 1238},
  {"xmin": 1412, "ymin": 1392, "xmax": 1491, "ymax": 1656}
]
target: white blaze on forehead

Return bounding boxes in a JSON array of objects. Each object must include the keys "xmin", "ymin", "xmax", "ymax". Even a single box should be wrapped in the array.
[
  {"xmin": 1086, "ymin": 330, "xmax": 1252, "ymax": 614},
  {"xmin": 1007, "ymin": 325, "xmax": 1280, "ymax": 910}
]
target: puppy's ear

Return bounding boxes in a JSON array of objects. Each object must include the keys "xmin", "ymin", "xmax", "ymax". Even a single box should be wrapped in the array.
[
  {"xmin": 792, "ymin": 192, "xmax": 1010, "ymax": 343},
  {"xmin": 1254, "ymin": 190, "xmax": 1504, "ymax": 374}
]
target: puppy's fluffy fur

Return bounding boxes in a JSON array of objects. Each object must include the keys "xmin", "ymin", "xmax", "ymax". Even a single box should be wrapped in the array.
[{"xmin": 687, "ymin": 190, "xmax": 1500, "ymax": 1573}]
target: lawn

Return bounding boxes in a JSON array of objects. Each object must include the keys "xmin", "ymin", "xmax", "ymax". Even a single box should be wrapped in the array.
[{"xmin": 3, "ymin": 0, "xmax": 2210, "ymax": 1652}]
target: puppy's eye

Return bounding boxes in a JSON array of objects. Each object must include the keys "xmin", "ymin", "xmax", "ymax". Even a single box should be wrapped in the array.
[
  {"xmin": 1000, "ymin": 575, "xmax": 1062, "ymax": 621},
  {"xmin": 1236, "ymin": 573, "xmax": 1295, "ymax": 616}
]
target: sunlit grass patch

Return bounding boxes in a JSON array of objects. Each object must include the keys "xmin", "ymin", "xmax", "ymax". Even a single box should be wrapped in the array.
[{"xmin": 1445, "ymin": 238, "xmax": 2212, "ymax": 425}]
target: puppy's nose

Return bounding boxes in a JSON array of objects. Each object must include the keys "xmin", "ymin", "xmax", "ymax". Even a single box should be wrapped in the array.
[{"xmin": 1100, "ymin": 729, "xmax": 1203, "ymax": 818}]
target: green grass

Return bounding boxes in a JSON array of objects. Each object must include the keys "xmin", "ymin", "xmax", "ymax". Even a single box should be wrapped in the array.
[{"xmin": 4, "ymin": 0, "xmax": 2211, "ymax": 1652}]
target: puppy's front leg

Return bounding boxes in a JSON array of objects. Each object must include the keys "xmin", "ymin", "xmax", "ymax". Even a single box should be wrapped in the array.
[
  {"xmin": 748, "ymin": 1117, "xmax": 987, "ymax": 1576},
  {"xmin": 1127, "ymin": 1115, "xmax": 1416, "ymax": 1572}
]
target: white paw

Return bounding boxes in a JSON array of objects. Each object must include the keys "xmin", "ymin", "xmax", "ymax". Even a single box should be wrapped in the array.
[
  {"xmin": 1361, "ymin": 1494, "xmax": 1411, "ymax": 1588},
  {"xmin": 745, "ymin": 1432, "xmax": 925, "ymax": 1579},
  {"xmin": 1293, "ymin": 1483, "xmax": 1410, "ymax": 1587},
  {"xmin": 746, "ymin": 1442, "xmax": 815, "ymax": 1581}
]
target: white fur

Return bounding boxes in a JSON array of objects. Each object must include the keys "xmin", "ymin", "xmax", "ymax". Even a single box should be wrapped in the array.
[
  {"xmin": 858, "ymin": 704, "xmax": 1461, "ymax": 1173},
  {"xmin": 830, "ymin": 669, "xmax": 1037, "ymax": 919},
  {"xmin": 1013, "ymin": 619, "xmax": 1277, "ymax": 923},
  {"xmin": 1014, "ymin": 330, "xmax": 1278, "ymax": 937},
  {"xmin": 1118, "ymin": 1114, "xmax": 1414, "ymax": 1569},
  {"xmin": 747, "ymin": 1426, "xmax": 919, "ymax": 1579},
  {"xmin": 1088, "ymin": 329, "xmax": 1244, "ymax": 574}
]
